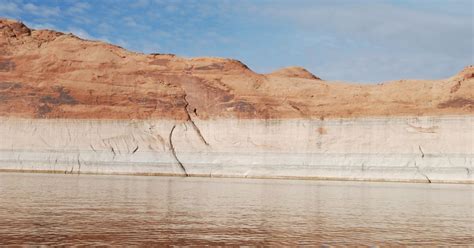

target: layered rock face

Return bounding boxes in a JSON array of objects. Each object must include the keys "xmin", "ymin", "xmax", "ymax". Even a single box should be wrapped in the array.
[
  {"xmin": 0, "ymin": 116, "xmax": 472, "ymax": 183},
  {"xmin": 0, "ymin": 19, "xmax": 473, "ymax": 183}
]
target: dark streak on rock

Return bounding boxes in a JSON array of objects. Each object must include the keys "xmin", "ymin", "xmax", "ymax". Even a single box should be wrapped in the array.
[
  {"xmin": 0, "ymin": 82, "xmax": 22, "ymax": 90},
  {"xmin": 77, "ymin": 155, "xmax": 81, "ymax": 175},
  {"xmin": 414, "ymin": 161, "xmax": 431, "ymax": 183},
  {"xmin": 183, "ymin": 95, "xmax": 209, "ymax": 146},
  {"xmin": 418, "ymin": 145, "xmax": 425, "ymax": 158},
  {"xmin": 111, "ymin": 147, "xmax": 116, "ymax": 159},
  {"xmin": 225, "ymin": 100, "xmax": 257, "ymax": 115},
  {"xmin": 450, "ymin": 81, "xmax": 461, "ymax": 93},
  {"xmin": 169, "ymin": 125, "xmax": 188, "ymax": 176},
  {"xmin": 438, "ymin": 98, "xmax": 474, "ymax": 108},
  {"xmin": 0, "ymin": 60, "xmax": 15, "ymax": 72},
  {"xmin": 288, "ymin": 101, "xmax": 305, "ymax": 116},
  {"xmin": 37, "ymin": 104, "xmax": 52, "ymax": 118},
  {"xmin": 132, "ymin": 145, "xmax": 139, "ymax": 154},
  {"xmin": 40, "ymin": 86, "xmax": 78, "ymax": 105}
]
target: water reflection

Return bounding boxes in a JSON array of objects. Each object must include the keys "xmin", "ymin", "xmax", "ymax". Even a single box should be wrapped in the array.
[{"xmin": 0, "ymin": 173, "xmax": 472, "ymax": 246}]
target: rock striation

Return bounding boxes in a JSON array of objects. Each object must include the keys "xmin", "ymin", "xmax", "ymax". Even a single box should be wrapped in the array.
[{"xmin": 0, "ymin": 19, "xmax": 473, "ymax": 183}]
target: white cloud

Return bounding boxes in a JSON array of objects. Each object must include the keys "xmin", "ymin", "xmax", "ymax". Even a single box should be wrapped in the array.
[
  {"xmin": 24, "ymin": 21, "xmax": 57, "ymax": 30},
  {"xmin": 131, "ymin": 0, "xmax": 149, "ymax": 8},
  {"xmin": 0, "ymin": 2, "xmax": 20, "ymax": 14},
  {"xmin": 66, "ymin": 27, "xmax": 95, "ymax": 40},
  {"xmin": 67, "ymin": 2, "xmax": 90, "ymax": 14},
  {"xmin": 115, "ymin": 38, "xmax": 129, "ymax": 48},
  {"xmin": 71, "ymin": 15, "xmax": 93, "ymax": 25},
  {"xmin": 62, "ymin": 26, "xmax": 110, "ymax": 44},
  {"xmin": 23, "ymin": 3, "xmax": 60, "ymax": 17},
  {"xmin": 123, "ymin": 16, "xmax": 138, "ymax": 27},
  {"xmin": 97, "ymin": 22, "xmax": 112, "ymax": 33}
]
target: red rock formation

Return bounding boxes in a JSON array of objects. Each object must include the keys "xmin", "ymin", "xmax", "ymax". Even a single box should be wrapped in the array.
[
  {"xmin": 0, "ymin": 18, "xmax": 473, "ymax": 120},
  {"xmin": 267, "ymin": 66, "xmax": 321, "ymax": 80}
]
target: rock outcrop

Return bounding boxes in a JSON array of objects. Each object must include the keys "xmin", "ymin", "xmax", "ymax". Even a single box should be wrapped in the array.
[
  {"xmin": 0, "ymin": 18, "xmax": 472, "ymax": 183},
  {"xmin": 267, "ymin": 66, "xmax": 321, "ymax": 80},
  {"xmin": 0, "ymin": 18, "xmax": 472, "ymax": 120}
]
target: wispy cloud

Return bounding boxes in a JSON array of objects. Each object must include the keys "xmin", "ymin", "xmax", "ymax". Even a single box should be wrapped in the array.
[
  {"xmin": 65, "ymin": 27, "xmax": 94, "ymax": 40},
  {"xmin": 123, "ymin": 16, "xmax": 138, "ymax": 27},
  {"xmin": 23, "ymin": 21, "xmax": 57, "ymax": 30},
  {"xmin": 131, "ymin": 0, "xmax": 149, "ymax": 8},
  {"xmin": 23, "ymin": 3, "xmax": 60, "ymax": 17},
  {"xmin": 0, "ymin": 2, "xmax": 20, "ymax": 14},
  {"xmin": 67, "ymin": 2, "xmax": 90, "ymax": 14}
]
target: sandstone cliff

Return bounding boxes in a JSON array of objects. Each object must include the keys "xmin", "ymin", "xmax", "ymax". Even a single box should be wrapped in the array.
[
  {"xmin": 0, "ymin": 18, "xmax": 472, "ymax": 183},
  {"xmin": 1, "ymin": 18, "xmax": 472, "ymax": 120}
]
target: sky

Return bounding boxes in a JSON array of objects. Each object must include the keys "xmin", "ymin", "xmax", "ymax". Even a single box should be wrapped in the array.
[{"xmin": 0, "ymin": 0, "xmax": 472, "ymax": 83}]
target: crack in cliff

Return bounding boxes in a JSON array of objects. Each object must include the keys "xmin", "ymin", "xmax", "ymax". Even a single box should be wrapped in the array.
[
  {"xmin": 182, "ymin": 94, "xmax": 209, "ymax": 146},
  {"xmin": 416, "ymin": 145, "xmax": 431, "ymax": 183},
  {"xmin": 169, "ymin": 125, "xmax": 188, "ymax": 177},
  {"xmin": 77, "ymin": 154, "xmax": 81, "ymax": 175},
  {"xmin": 132, "ymin": 145, "xmax": 139, "ymax": 154},
  {"xmin": 418, "ymin": 145, "xmax": 425, "ymax": 158},
  {"xmin": 111, "ymin": 147, "xmax": 116, "ymax": 159},
  {"xmin": 414, "ymin": 161, "xmax": 431, "ymax": 183}
]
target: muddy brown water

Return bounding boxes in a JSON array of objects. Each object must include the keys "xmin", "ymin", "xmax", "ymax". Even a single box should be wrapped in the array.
[{"xmin": 0, "ymin": 172, "xmax": 472, "ymax": 246}]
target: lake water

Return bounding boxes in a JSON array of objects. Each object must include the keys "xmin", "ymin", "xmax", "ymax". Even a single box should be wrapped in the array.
[{"xmin": 0, "ymin": 173, "xmax": 472, "ymax": 246}]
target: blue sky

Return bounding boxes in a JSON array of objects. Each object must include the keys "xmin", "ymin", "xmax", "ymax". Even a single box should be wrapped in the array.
[{"xmin": 1, "ymin": 0, "xmax": 472, "ymax": 82}]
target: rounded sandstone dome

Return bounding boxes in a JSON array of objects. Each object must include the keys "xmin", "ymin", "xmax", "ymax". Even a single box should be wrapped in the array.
[
  {"xmin": 0, "ymin": 18, "xmax": 31, "ymax": 37},
  {"xmin": 267, "ymin": 66, "xmax": 321, "ymax": 80},
  {"xmin": 456, "ymin": 65, "xmax": 474, "ymax": 80}
]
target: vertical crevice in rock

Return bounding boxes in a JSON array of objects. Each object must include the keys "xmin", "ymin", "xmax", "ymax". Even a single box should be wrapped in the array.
[
  {"xmin": 182, "ymin": 94, "xmax": 209, "ymax": 146},
  {"xmin": 132, "ymin": 145, "xmax": 139, "ymax": 154},
  {"xmin": 418, "ymin": 145, "xmax": 425, "ymax": 158},
  {"xmin": 414, "ymin": 161, "xmax": 431, "ymax": 183},
  {"xmin": 421, "ymin": 172, "xmax": 431, "ymax": 183},
  {"xmin": 77, "ymin": 154, "xmax": 81, "ymax": 175},
  {"xmin": 169, "ymin": 124, "xmax": 188, "ymax": 177},
  {"xmin": 416, "ymin": 145, "xmax": 430, "ymax": 183},
  {"xmin": 111, "ymin": 147, "xmax": 116, "ymax": 159}
]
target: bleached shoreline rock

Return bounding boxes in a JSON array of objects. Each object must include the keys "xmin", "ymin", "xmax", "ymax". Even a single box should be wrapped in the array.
[{"xmin": 0, "ymin": 115, "xmax": 472, "ymax": 183}]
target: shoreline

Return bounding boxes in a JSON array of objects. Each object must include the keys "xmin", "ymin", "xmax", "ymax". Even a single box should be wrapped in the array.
[{"xmin": 0, "ymin": 169, "xmax": 472, "ymax": 184}]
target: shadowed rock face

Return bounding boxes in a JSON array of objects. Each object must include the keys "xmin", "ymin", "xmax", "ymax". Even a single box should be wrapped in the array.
[{"xmin": 0, "ymin": 18, "xmax": 473, "ymax": 120}]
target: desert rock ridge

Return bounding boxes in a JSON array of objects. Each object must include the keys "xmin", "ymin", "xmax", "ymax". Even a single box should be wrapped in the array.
[
  {"xmin": 0, "ymin": 18, "xmax": 473, "ymax": 120},
  {"xmin": 0, "ymin": 18, "xmax": 473, "ymax": 183},
  {"xmin": 267, "ymin": 66, "xmax": 321, "ymax": 80}
]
